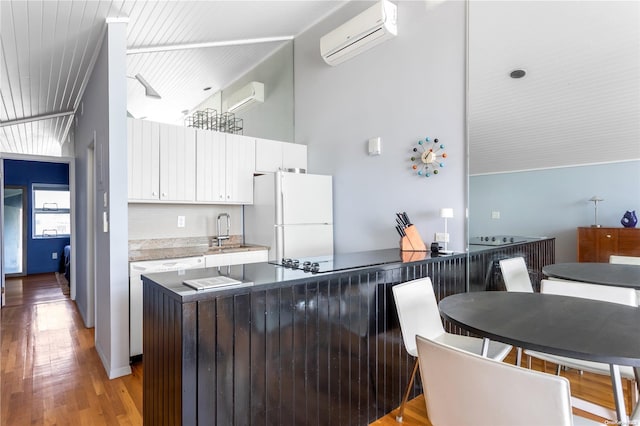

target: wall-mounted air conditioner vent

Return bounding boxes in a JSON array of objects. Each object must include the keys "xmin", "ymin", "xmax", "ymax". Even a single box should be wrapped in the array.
[
  {"xmin": 225, "ymin": 81, "xmax": 264, "ymax": 113},
  {"xmin": 320, "ymin": 0, "xmax": 397, "ymax": 66}
]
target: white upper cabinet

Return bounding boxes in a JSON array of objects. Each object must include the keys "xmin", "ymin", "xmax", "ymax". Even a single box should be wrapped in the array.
[
  {"xmin": 159, "ymin": 125, "xmax": 196, "ymax": 202},
  {"xmin": 255, "ymin": 138, "xmax": 307, "ymax": 173},
  {"xmin": 127, "ymin": 118, "xmax": 196, "ymax": 203},
  {"xmin": 128, "ymin": 118, "xmax": 160, "ymax": 201},
  {"xmin": 196, "ymin": 130, "xmax": 255, "ymax": 204}
]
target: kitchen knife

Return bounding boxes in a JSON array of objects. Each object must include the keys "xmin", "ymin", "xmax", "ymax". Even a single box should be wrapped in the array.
[
  {"xmin": 396, "ymin": 225, "xmax": 406, "ymax": 237},
  {"xmin": 396, "ymin": 217, "xmax": 405, "ymax": 228},
  {"xmin": 402, "ymin": 212, "xmax": 412, "ymax": 226}
]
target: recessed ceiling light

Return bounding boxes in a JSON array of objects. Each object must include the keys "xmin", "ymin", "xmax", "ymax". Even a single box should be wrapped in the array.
[
  {"xmin": 510, "ymin": 69, "xmax": 527, "ymax": 79},
  {"xmin": 203, "ymin": 87, "xmax": 211, "ymax": 91}
]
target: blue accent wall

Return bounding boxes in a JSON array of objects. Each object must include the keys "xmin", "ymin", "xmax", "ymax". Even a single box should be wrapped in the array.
[
  {"xmin": 469, "ymin": 160, "xmax": 640, "ymax": 263},
  {"xmin": 4, "ymin": 159, "xmax": 70, "ymax": 275}
]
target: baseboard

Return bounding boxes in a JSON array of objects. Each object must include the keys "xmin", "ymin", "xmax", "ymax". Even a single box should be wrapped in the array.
[{"xmin": 95, "ymin": 342, "xmax": 132, "ymax": 380}]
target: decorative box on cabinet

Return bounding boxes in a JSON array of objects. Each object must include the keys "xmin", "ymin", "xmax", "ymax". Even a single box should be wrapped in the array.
[{"xmin": 577, "ymin": 227, "xmax": 640, "ymax": 262}]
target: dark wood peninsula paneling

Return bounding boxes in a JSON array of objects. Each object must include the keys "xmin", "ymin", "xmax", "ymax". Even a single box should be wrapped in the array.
[{"xmin": 143, "ymin": 241, "xmax": 554, "ymax": 425}]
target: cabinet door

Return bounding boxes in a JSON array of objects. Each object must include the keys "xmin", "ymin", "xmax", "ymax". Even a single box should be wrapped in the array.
[
  {"xmin": 617, "ymin": 228, "xmax": 640, "ymax": 256},
  {"xmin": 196, "ymin": 130, "xmax": 226, "ymax": 202},
  {"xmin": 596, "ymin": 229, "xmax": 618, "ymax": 262},
  {"xmin": 577, "ymin": 227, "xmax": 597, "ymax": 262},
  {"xmin": 282, "ymin": 143, "xmax": 307, "ymax": 170},
  {"xmin": 225, "ymin": 134, "xmax": 256, "ymax": 204},
  {"xmin": 255, "ymin": 138, "xmax": 283, "ymax": 173},
  {"xmin": 159, "ymin": 124, "xmax": 196, "ymax": 202},
  {"xmin": 128, "ymin": 118, "xmax": 160, "ymax": 200}
]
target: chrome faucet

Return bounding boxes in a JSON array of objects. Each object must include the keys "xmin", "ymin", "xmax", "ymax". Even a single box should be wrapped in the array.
[{"xmin": 216, "ymin": 213, "xmax": 231, "ymax": 247}]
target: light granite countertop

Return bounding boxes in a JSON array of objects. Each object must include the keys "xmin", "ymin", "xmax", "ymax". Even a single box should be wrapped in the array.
[{"xmin": 128, "ymin": 236, "xmax": 268, "ymax": 262}]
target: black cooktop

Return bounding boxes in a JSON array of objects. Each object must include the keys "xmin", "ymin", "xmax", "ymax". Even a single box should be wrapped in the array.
[
  {"xmin": 269, "ymin": 249, "xmax": 418, "ymax": 273},
  {"xmin": 468, "ymin": 235, "xmax": 537, "ymax": 246}
]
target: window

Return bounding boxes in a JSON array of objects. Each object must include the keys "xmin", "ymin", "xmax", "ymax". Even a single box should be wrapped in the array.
[{"xmin": 32, "ymin": 184, "xmax": 70, "ymax": 238}]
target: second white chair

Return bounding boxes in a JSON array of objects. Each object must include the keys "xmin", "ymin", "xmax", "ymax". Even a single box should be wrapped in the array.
[
  {"xmin": 391, "ymin": 277, "xmax": 512, "ymax": 422},
  {"xmin": 499, "ymin": 256, "xmax": 533, "ymax": 366}
]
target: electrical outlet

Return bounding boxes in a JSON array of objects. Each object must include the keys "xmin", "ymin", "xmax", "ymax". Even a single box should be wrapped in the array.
[
  {"xmin": 434, "ymin": 232, "xmax": 450, "ymax": 243},
  {"xmin": 491, "ymin": 211, "xmax": 501, "ymax": 219},
  {"xmin": 177, "ymin": 216, "xmax": 186, "ymax": 228},
  {"xmin": 52, "ymin": 252, "xmax": 58, "ymax": 260}
]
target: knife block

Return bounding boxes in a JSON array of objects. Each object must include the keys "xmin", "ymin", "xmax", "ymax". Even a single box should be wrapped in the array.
[{"xmin": 400, "ymin": 225, "xmax": 427, "ymax": 252}]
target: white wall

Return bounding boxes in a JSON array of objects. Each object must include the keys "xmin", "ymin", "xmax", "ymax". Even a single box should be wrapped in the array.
[
  {"xmin": 470, "ymin": 160, "xmax": 640, "ymax": 262},
  {"xmin": 294, "ymin": 1, "xmax": 467, "ymax": 253},
  {"xmin": 74, "ymin": 22, "xmax": 131, "ymax": 379}
]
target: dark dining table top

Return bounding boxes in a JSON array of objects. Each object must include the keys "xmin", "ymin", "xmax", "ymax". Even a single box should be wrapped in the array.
[
  {"xmin": 542, "ymin": 262, "xmax": 640, "ymax": 289},
  {"xmin": 439, "ymin": 291, "xmax": 640, "ymax": 367}
]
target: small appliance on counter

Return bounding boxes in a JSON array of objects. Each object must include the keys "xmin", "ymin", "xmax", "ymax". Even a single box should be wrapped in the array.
[{"xmin": 469, "ymin": 235, "xmax": 541, "ymax": 246}]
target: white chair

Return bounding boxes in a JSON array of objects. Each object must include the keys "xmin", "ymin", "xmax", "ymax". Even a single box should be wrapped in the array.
[
  {"xmin": 391, "ymin": 277, "xmax": 512, "ymax": 422},
  {"xmin": 525, "ymin": 279, "xmax": 639, "ymax": 414},
  {"xmin": 499, "ymin": 257, "xmax": 534, "ymax": 293},
  {"xmin": 610, "ymin": 255, "xmax": 640, "ymax": 265},
  {"xmin": 499, "ymin": 256, "xmax": 532, "ymax": 366},
  {"xmin": 415, "ymin": 334, "xmax": 602, "ymax": 426}
]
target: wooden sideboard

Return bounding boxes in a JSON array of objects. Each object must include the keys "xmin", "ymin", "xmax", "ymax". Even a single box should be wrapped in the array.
[{"xmin": 577, "ymin": 227, "xmax": 640, "ymax": 262}]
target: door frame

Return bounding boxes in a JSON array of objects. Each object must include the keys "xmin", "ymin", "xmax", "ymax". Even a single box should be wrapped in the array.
[
  {"xmin": 3, "ymin": 184, "xmax": 28, "ymax": 277},
  {"xmin": 0, "ymin": 153, "xmax": 76, "ymax": 308}
]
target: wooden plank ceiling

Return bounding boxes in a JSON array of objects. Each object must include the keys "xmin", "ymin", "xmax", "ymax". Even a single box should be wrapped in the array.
[{"xmin": 0, "ymin": 0, "xmax": 346, "ymax": 156}]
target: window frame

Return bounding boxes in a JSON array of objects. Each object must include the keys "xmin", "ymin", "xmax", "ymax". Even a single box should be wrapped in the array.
[{"xmin": 32, "ymin": 183, "xmax": 71, "ymax": 239}]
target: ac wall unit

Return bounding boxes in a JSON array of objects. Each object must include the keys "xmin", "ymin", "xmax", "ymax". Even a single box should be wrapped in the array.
[
  {"xmin": 320, "ymin": 0, "xmax": 397, "ymax": 66},
  {"xmin": 226, "ymin": 81, "xmax": 264, "ymax": 113}
]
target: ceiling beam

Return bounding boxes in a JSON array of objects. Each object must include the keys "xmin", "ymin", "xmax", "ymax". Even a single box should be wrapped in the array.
[
  {"xmin": 0, "ymin": 110, "xmax": 75, "ymax": 127},
  {"xmin": 126, "ymin": 35, "xmax": 294, "ymax": 55}
]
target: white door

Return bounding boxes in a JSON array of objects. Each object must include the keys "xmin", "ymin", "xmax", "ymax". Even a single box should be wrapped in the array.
[
  {"xmin": 196, "ymin": 129, "xmax": 226, "ymax": 202},
  {"xmin": 159, "ymin": 124, "xmax": 196, "ymax": 202},
  {"xmin": 127, "ymin": 118, "xmax": 160, "ymax": 200},
  {"xmin": 280, "ymin": 173, "xmax": 333, "ymax": 225},
  {"xmin": 225, "ymin": 134, "xmax": 255, "ymax": 204}
]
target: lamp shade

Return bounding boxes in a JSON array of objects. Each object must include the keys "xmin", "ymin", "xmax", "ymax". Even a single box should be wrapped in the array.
[{"xmin": 440, "ymin": 208, "xmax": 454, "ymax": 219}]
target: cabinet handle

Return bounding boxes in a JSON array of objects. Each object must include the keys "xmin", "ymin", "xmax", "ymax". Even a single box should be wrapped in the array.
[
  {"xmin": 606, "ymin": 234, "xmax": 612, "ymax": 238},
  {"xmin": 152, "ymin": 192, "xmax": 157, "ymax": 196}
]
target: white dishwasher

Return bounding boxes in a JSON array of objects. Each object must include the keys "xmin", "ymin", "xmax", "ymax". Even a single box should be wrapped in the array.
[{"xmin": 129, "ymin": 256, "xmax": 204, "ymax": 357}]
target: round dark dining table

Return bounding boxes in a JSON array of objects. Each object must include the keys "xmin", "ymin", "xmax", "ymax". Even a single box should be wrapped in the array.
[
  {"xmin": 439, "ymin": 291, "xmax": 640, "ymax": 422},
  {"xmin": 542, "ymin": 262, "xmax": 640, "ymax": 289}
]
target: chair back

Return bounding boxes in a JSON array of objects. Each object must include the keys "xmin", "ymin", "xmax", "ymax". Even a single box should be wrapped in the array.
[
  {"xmin": 415, "ymin": 334, "xmax": 574, "ymax": 426},
  {"xmin": 392, "ymin": 277, "xmax": 445, "ymax": 357},
  {"xmin": 540, "ymin": 279, "xmax": 638, "ymax": 307},
  {"xmin": 499, "ymin": 257, "xmax": 533, "ymax": 292},
  {"xmin": 610, "ymin": 255, "xmax": 640, "ymax": 265}
]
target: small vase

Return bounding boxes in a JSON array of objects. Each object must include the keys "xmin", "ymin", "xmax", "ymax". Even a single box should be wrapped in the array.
[{"xmin": 620, "ymin": 210, "xmax": 638, "ymax": 228}]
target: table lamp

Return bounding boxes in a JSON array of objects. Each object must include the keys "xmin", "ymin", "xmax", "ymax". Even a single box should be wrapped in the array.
[
  {"xmin": 440, "ymin": 208, "xmax": 454, "ymax": 250},
  {"xmin": 589, "ymin": 196, "xmax": 604, "ymax": 228}
]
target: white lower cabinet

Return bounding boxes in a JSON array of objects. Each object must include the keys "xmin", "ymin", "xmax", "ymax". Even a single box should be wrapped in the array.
[{"xmin": 129, "ymin": 256, "xmax": 205, "ymax": 357}]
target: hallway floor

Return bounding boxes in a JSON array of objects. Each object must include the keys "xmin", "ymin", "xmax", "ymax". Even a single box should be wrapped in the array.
[{"xmin": 1, "ymin": 274, "xmax": 142, "ymax": 425}]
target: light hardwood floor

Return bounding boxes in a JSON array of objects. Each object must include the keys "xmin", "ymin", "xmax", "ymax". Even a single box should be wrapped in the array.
[
  {"xmin": 1, "ymin": 274, "xmax": 143, "ymax": 425},
  {"xmin": 1, "ymin": 275, "xmax": 631, "ymax": 425}
]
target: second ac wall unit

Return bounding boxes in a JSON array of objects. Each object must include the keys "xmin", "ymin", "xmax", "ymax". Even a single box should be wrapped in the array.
[
  {"xmin": 225, "ymin": 81, "xmax": 265, "ymax": 113},
  {"xmin": 320, "ymin": 0, "xmax": 397, "ymax": 66}
]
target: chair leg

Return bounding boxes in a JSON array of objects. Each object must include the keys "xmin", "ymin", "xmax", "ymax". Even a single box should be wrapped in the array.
[
  {"xmin": 516, "ymin": 347, "xmax": 522, "ymax": 367},
  {"xmin": 527, "ymin": 355, "xmax": 532, "ymax": 369},
  {"xmin": 396, "ymin": 358, "xmax": 419, "ymax": 423},
  {"xmin": 556, "ymin": 364, "xmax": 562, "ymax": 376}
]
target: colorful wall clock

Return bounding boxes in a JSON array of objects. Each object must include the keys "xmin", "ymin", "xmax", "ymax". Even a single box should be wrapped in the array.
[{"xmin": 410, "ymin": 137, "xmax": 447, "ymax": 177}]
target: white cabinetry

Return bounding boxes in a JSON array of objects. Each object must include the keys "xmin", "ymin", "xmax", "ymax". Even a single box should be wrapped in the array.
[
  {"xmin": 127, "ymin": 118, "xmax": 196, "ymax": 202},
  {"xmin": 129, "ymin": 256, "xmax": 205, "ymax": 357},
  {"xmin": 128, "ymin": 118, "xmax": 160, "ymax": 200},
  {"xmin": 196, "ymin": 130, "xmax": 256, "ymax": 204},
  {"xmin": 255, "ymin": 138, "xmax": 307, "ymax": 173},
  {"xmin": 204, "ymin": 249, "xmax": 268, "ymax": 268}
]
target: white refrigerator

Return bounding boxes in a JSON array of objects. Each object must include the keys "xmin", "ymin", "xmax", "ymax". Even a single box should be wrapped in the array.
[{"xmin": 244, "ymin": 171, "xmax": 333, "ymax": 261}]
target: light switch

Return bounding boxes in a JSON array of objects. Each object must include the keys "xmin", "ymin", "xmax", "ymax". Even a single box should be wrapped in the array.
[
  {"xmin": 491, "ymin": 211, "xmax": 501, "ymax": 219},
  {"xmin": 177, "ymin": 216, "xmax": 186, "ymax": 228},
  {"xmin": 368, "ymin": 137, "xmax": 381, "ymax": 156}
]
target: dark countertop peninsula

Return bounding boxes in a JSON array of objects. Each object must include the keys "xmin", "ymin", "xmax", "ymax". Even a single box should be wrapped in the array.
[
  {"xmin": 143, "ymin": 248, "xmax": 463, "ymax": 301},
  {"xmin": 142, "ymin": 240, "xmax": 554, "ymax": 425}
]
